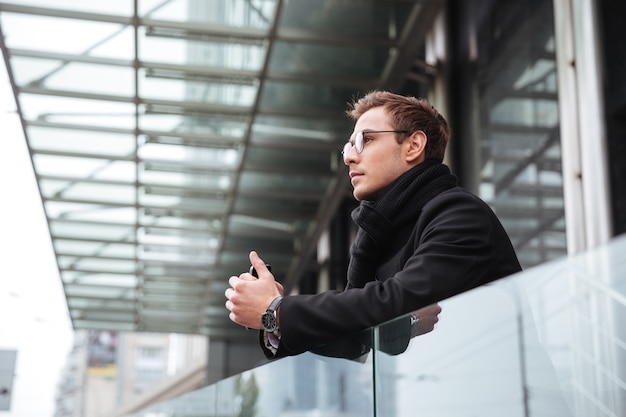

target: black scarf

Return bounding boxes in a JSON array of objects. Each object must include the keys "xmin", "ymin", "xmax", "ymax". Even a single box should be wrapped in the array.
[{"xmin": 346, "ymin": 160, "xmax": 457, "ymax": 289}]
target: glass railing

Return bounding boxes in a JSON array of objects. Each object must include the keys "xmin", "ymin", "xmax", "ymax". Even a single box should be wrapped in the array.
[{"xmin": 126, "ymin": 234, "xmax": 626, "ymax": 417}]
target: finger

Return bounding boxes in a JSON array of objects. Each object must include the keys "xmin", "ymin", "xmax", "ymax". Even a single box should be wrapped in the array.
[
  {"xmin": 239, "ymin": 271, "xmax": 256, "ymax": 281},
  {"xmin": 228, "ymin": 275, "xmax": 240, "ymax": 288},
  {"xmin": 429, "ymin": 303, "xmax": 443, "ymax": 314},
  {"xmin": 249, "ymin": 251, "xmax": 271, "ymax": 279}
]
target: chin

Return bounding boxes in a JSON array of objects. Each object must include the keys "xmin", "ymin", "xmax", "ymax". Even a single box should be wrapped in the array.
[{"xmin": 353, "ymin": 188, "xmax": 378, "ymax": 202}]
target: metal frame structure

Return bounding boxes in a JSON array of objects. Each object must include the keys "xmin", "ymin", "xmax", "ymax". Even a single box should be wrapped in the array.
[{"xmin": 0, "ymin": 0, "xmax": 443, "ymax": 338}]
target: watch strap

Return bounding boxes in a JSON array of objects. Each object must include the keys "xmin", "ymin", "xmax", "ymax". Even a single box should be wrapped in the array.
[{"xmin": 266, "ymin": 296, "xmax": 283, "ymax": 313}]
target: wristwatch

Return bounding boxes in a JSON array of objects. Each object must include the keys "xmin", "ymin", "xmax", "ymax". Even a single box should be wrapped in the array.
[{"xmin": 261, "ymin": 296, "xmax": 283, "ymax": 333}]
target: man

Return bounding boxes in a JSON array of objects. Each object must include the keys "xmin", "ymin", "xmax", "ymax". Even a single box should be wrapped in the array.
[{"xmin": 225, "ymin": 91, "xmax": 522, "ymax": 358}]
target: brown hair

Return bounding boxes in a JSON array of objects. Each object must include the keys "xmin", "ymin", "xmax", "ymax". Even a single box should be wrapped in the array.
[{"xmin": 346, "ymin": 91, "xmax": 450, "ymax": 162}]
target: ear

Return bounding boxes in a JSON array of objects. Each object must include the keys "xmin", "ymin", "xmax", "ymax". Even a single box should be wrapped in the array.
[{"xmin": 404, "ymin": 130, "xmax": 427, "ymax": 163}]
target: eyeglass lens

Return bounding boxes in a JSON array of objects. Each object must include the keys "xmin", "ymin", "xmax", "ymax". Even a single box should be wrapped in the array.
[{"xmin": 342, "ymin": 131, "xmax": 364, "ymax": 155}]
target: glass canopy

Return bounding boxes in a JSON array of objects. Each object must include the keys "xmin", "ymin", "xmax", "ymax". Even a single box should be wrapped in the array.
[{"xmin": 0, "ymin": 0, "xmax": 441, "ymax": 337}]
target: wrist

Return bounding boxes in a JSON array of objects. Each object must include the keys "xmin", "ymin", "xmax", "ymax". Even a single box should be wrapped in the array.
[{"xmin": 261, "ymin": 296, "xmax": 283, "ymax": 333}]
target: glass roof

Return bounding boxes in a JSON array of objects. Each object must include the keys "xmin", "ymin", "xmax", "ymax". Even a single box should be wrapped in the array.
[{"xmin": 0, "ymin": 0, "xmax": 441, "ymax": 337}]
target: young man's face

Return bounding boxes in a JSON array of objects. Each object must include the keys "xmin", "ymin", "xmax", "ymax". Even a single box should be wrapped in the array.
[{"xmin": 343, "ymin": 106, "xmax": 413, "ymax": 201}]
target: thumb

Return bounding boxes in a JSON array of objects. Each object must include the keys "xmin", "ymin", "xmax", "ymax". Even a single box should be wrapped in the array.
[{"xmin": 249, "ymin": 251, "xmax": 272, "ymax": 279}]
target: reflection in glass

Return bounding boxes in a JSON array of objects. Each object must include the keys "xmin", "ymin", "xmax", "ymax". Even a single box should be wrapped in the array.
[{"xmin": 473, "ymin": 1, "xmax": 566, "ymax": 268}]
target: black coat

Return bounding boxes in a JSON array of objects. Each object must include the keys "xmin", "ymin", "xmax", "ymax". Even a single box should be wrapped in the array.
[{"xmin": 265, "ymin": 186, "xmax": 522, "ymax": 358}]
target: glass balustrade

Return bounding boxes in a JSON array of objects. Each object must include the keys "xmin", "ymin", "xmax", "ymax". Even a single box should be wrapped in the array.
[{"xmin": 126, "ymin": 234, "xmax": 626, "ymax": 417}]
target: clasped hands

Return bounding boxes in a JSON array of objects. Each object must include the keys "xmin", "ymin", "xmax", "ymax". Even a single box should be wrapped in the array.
[
  {"xmin": 225, "ymin": 251, "xmax": 283, "ymax": 330},
  {"xmin": 226, "ymin": 251, "xmax": 442, "ymax": 335}
]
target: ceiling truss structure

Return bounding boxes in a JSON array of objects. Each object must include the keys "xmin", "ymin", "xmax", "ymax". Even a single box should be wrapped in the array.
[{"xmin": 0, "ymin": 0, "xmax": 442, "ymax": 338}]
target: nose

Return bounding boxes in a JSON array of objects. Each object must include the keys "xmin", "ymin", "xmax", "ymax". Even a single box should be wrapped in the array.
[{"xmin": 342, "ymin": 143, "xmax": 358, "ymax": 165}]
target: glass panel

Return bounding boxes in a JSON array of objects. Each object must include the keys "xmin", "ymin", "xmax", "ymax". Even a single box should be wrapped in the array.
[
  {"xmin": 139, "ymin": 226, "xmax": 219, "ymax": 244},
  {"xmin": 251, "ymin": 115, "xmax": 348, "ymax": 153},
  {"xmin": 54, "ymin": 239, "xmax": 136, "ymax": 258},
  {"xmin": 139, "ymin": 28, "xmax": 266, "ymax": 70},
  {"xmin": 373, "ymin": 235, "xmax": 626, "ymax": 417},
  {"xmin": 473, "ymin": 0, "xmax": 565, "ymax": 268},
  {"xmin": 34, "ymin": 156, "xmax": 135, "ymax": 180},
  {"xmin": 139, "ymin": 0, "xmax": 277, "ymax": 28},
  {"xmin": 221, "ymin": 235, "xmax": 294, "ymax": 256},
  {"xmin": 118, "ymin": 235, "xmax": 625, "ymax": 417},
  {"xmin": 279, "ymin": 0, "xmax": 414, "ymax": 37},
  {"xmin": 233, "ymin": 196, "xmax": 318, "ymax": 217},
  {"xmin": 140, "ymin": 170, "xmax": 233, "ymax": 191},
  {"xmin": 58, "ymin": 256, "xmax": 135, "ymax": 274},
  {"xmin": 45, "ymin": 202, "xmax": 136, "ymax": 223},
  {"xmin": 140, "ymin": 208, "xmax": 223, "ymax": 229},
  {"xmin": 138, "ymin": 143, "xmax": 238, "ymax": 167},
  {"xmin": 12, "ymin": 57, "xmax": 134, "ymax": 97},
  {"xmin": 269, "ymin": 41, "xmax": 389, "ymax": 78},
  {"xmin": 141, "ymin": 280, "xmax": 205, "ymax": 293},
  {"xmin": 254, "ymin": 115, "xmax": 347, "ymax": 138},
  {"xmin": 372, "ymin": 285, "xmax": 573, "ymax": 416},
  {"xmin": 10, "ymin": 56, "xmax": 65, "ymax": 86},
  {"xmin": 61, "ymin": 280, "xmax": 137, "ymax": 300},
  {"xmin": 20, "ymin": 94, "xmax": 136, "ymax": 129},
  {"xmin": 139, "ymin": 68, "xmax": 257, "ymax": 105},
  {"xmin": 244, "ymin": 147, "xmax": 331, "ymax": 173},
  {"xmin": 227, "ymin": 215, "xmax": 297, "ymax": 239},
  {"xmin": 141, "ymin": 262, "xmax": 218, "ymax": 277},
  {"xmin": 138, "ymin": 141, "xmax": 239, "ymax": 167},
  {"xmin": 0, "ymin": 0, "xmax": 133, "ymax": 16},
  {"xmin": 126, "ymin": 349, "xmax": 375, "ymax": 417},
  {"xmin": 73, "ymin": 320, "xmax": 136, "ymax": 331},
  {"xmin": 0, "ymin": 13, "xmax": 134, "ymax": 58},
  {"xmin": 239, "ymin": 171, "xmax": 329, "ymax": 195},
  {"xmin": 50, "ymin": 220, "xmax": 135, "ymax": 240},
  {"xmin": 145, "ymin": 306, "xmax": 199, "ymax": 319},
  {"xmin": 250, "ymin": 130, "xmax": 335, "ymax": 151},
  {"xmin": 72, "ymin": 310, "xmax": 136, "ymax": 322},
  {"xmin": 140, "ymin": 250, "xmax": 215, "ymax": 266},
  {"xmin": 40, "ymin": 179, "xmax": 136, "ymax": 204},
  {"xmin": 138, "ymin": 227, "xmax": 218, "ymax": 249},
  {"xmin": 28, "ymin": 126, "xmax": 135, "ymax": 156},
  {"xmin": 67, "ymin": 298, "xmax": 135, "ymax": 311},
  {"xmin": 139, "ymin": 113, "xmax": 249, "ymax": 136},
  {"xmin": 261, "ymin": 80, "xmax": 359, "ymax": 116},
  {"xmin": 138, "ymin": 192, "xmax": 227, "ymax": 213}
]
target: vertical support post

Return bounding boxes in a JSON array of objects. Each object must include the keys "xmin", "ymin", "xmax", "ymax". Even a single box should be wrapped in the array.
[
  {"xmin": 553, "ymin": 0, "xmax": 612, "ymax": 254},
  {"xmin": 553, "ymin": 3, "xmax": 617, "ymax": 416}
]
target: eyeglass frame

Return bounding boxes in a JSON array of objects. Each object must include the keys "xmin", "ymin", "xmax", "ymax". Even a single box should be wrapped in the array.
[{"xmin": 342, "ymin": 130, "xmax": 410, "ymax": 156}]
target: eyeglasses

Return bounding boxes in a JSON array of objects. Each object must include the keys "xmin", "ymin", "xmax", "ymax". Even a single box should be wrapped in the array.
[{"xmin": 342, "ymin": 130, "xmax": 409, "ymax": 156}]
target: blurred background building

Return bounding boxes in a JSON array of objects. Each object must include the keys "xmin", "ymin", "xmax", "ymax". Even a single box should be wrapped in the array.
[
  {"xmin": 53, "ymin": 331, "xmax": 206, "ymax": 417},
  {"xmin": 0, "ymin": 0, "xmax": 624, "ymax": 416}
]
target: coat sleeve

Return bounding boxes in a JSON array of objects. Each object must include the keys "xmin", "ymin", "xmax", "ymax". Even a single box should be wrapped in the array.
[{"xmin": 271, "ymin": 189, "xmax": 521, "ymax": 358}]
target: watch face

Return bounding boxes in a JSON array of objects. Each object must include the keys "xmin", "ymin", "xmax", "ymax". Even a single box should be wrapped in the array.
[{"xmin": 261, "ymin": 312, "xmax": 277, "ymax": 332}]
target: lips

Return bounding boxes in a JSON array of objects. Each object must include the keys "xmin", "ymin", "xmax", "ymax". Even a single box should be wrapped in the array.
[{"xmin": 349, "ymin": 171, "xmax": 363, "ymax": 185}]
